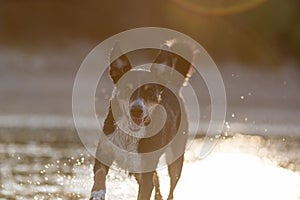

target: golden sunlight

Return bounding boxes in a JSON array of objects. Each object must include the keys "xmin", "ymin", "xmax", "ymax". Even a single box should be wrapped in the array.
[
  {"xmin": 171, "ymin": 152, "xmax": 300, "ymax": 200},
  {"xmin": 155, "ymin": 136, "xmax": 300, "ymax": 200}
]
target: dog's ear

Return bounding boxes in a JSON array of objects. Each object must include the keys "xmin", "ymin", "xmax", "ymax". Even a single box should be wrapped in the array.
[
  {"xmin": 153, "ymin": 44, "xmax": 174, "ymax": 68},
  {"xmin": 173, "ymin": 53, "xmax": 195, "ymax": 85},
  {"xmin": 109, "ymin": 42, "xmax": 132, "ymax": 84},
  {"xmin": 151, "ymin": 40, "xmax": 195, "ymax": 87},
  {"xmin": 150, "ymin": 44, "xmax": 175, "ymax": 84}
]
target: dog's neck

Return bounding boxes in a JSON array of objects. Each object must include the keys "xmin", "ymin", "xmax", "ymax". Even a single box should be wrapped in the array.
[{"xmin": 116, "ymin": 115, "xmax": 147, "ymax": 138}]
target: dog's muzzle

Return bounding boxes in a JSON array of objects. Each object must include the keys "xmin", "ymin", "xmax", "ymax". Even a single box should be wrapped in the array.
[{"xmin": 129, "ymin": 99, "xmax": 150, "ymax": 127}]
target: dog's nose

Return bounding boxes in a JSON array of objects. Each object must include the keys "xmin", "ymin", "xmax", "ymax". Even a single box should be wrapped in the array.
[
  {"xmin": 130, "ymin": 105, "xmax": 144, "ymax": 118},
  {"xmin": 129, "ymin": 99, "xmax": 144, "ymax": 118}
]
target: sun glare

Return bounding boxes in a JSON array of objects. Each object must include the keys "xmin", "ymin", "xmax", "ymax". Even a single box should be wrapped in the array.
[
  {"xmin": 154, "ymin": 137, "xmax": 300, "ymax": 200},
  {"xmin": 171, "ymin": 152, "xmax": 300, "ymax": 200}
]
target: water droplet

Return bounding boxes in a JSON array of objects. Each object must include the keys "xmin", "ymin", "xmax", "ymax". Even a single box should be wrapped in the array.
[
  {"xmin": 215, "ymin": 135, "xmax": 221, "ymax": 139},
  {"xmin": 240, "ymin": 95, "xmax": 244, "ymax": 100},
  {"xmin": 231, "ymin": 113, "xmax": 235, "ymax": 118}
]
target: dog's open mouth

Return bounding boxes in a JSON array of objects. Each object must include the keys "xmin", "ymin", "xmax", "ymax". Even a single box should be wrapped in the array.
[
  {"xmin": 131, "ymin": 117, "xmax": 143, "ymax": 126},
  {"xmin": 127, "ymin": 115, "xmax": 151, "ymax": 132},
  {"xmin": 131, "ymin": 115, "xmax": 151, "ymax": 126},
  {"xmin": 122, "ymin": 104, "xmax": 152, "ymax": 131}
]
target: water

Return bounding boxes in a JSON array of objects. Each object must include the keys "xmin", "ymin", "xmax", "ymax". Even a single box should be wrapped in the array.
[
  {"xmin": 0, "ymin": 129, "xmax": 92, "ymax": 199},
  {"xmin": 1, "ymin": 46, "xmax": 299, "ymax": 199},
  {"xmin": 0, "ymin": 128, "xmax": 299, "ymax": 200}
]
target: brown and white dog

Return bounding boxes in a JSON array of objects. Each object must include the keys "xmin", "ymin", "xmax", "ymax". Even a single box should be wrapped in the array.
[{"xmin": 90, "ymin": 40, "xmax": 195, "ymax": 200}]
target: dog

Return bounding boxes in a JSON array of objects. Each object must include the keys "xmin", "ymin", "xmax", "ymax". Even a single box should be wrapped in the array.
[{"xmin": 90, "ymin": 39, "xmax": 196, "ymax": 200}]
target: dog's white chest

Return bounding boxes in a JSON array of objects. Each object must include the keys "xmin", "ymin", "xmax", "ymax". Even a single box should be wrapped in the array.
[
  {"xmin": 96, "ymin": 116, "xmax": 146, "ymax": 171},
  {"xmin": 107, "ymin": 127, "xmax": 140, "ymax": 153}
]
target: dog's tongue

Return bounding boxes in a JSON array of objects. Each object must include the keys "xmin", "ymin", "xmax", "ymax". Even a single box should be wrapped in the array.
[{"xmin": 132, "ymin": 117, "xmax": 143, "ymax": 126}]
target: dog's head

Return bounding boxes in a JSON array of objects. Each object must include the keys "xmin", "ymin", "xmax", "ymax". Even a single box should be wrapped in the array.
[{"xmin": 108, "ymin": 40, "xmax": 195, "ymax": 131}]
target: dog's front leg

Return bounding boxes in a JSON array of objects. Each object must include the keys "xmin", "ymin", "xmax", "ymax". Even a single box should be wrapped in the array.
[
  {"xmin": 90, "ymin": 159, "xmax": 109, "ymax": 200},
  {"xmin": 167, "ymin": 155, "xmax": 184, "ymax": 200},
  {"xmin": 136, "ymin": 172, "xmax": 155, "ymax": 200},
  {"xmin": 153, "ymin": 171, "xmax": 163, "ymax": 200}
]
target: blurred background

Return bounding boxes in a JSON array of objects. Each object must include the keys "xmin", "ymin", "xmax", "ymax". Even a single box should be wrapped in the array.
[
  {"xmin": 0, "ymin": 0, "xmax": 299, "ymax": 135},
  {"xmin": 0, "ymin": 1, "xmax": 300, "ymax": 199}
]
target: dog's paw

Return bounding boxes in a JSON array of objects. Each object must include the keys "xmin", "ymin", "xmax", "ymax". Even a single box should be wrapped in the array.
[
  {"xmin": 90, "ymin": 189, "xmax": 106, "ymax": 200},
  {"xmin": 155, "ymin": 193, "xmax": 163, "ymax": 200},
  {"xmin": 167, "ymin": 195, "xmax": 174, "ymax": 200}
]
